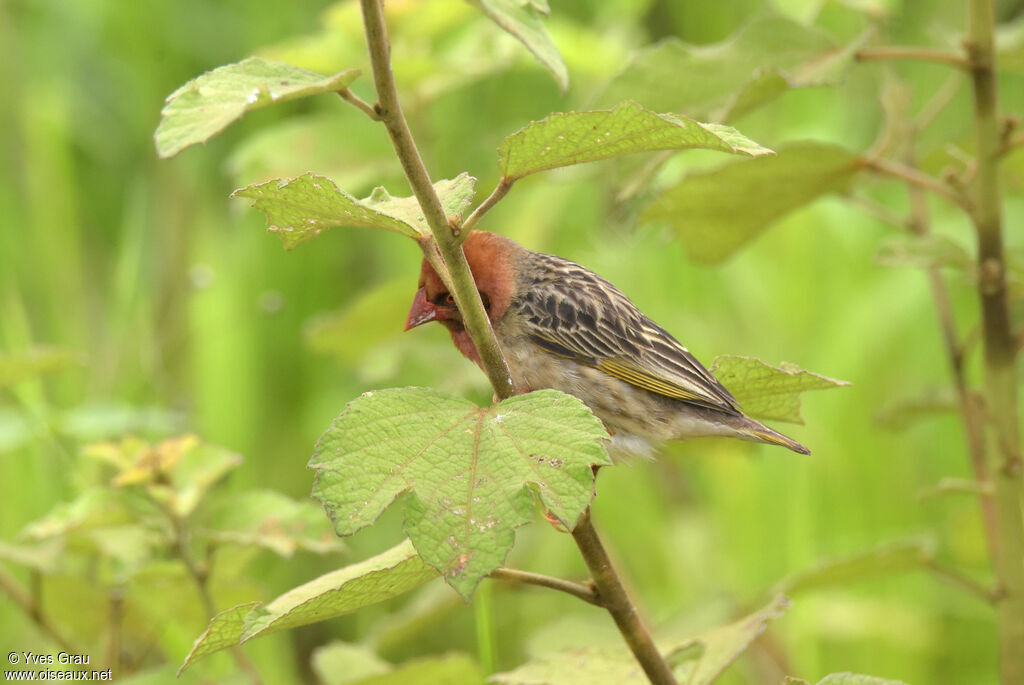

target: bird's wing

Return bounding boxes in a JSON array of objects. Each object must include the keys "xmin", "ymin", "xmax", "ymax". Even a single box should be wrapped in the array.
[{"xmin": 516, "ymin": 255, "xmax": 741, "ymax": 414}]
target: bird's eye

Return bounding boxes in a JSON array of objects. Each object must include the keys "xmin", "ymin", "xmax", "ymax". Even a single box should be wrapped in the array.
[{"xmin": 443, "ymin": 293, "xmax": 456, "ymax": 307}]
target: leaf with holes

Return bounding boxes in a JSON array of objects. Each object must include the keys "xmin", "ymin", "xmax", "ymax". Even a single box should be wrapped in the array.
[
  {"xmin": 310, "ymin": 388, "xmax": 610, "ymax": 599},
  {"xmin": 155, "ymin": 57, "xmax": 359, "ymax": 158},
  {"xmin": 499, "ymin": 101, "xmax": 771, "ymax": 181},
  {"xmin": 233, "ymin": 173, "xmax": 476, "ymax": 249},
  {"xmin": 712, "ymin": 356, "xmax": 849, "ymax": 424}
]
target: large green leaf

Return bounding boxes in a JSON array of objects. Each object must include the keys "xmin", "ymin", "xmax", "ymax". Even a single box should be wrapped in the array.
[
  {"xmin": 155, "ymin": 57, "xmax": 359, "ymax": 158},
  {"xmin": 643, "ymin": 142, "xmax": 860, "ymax": 263},
  {"xmin": 468, "ymin": 0, "xmax": 568, "ymax": 92},
  {"xmin": 499, "ymin": 101, "xmax": 771, "ymax": 180},
  {"xmin": 712, "ymin": 356, "xmax": 849, "ymax": 424},
  {"xmin": 179, "ymin": 540, "xmax": 438, "ymax": 673},
  {"xmin": 597, "ymin": 14, "xmax": 855, "ymax": 121},
  {"xmin": 492, "ymin": 595, "xmax": 790, "ymax": 685},
  {"xmin": 310, "ymin": 388, "xmax": 610, "ymax": 598},
  {"xmin": 233, "ymin": 173, "xmax": 476, "ymax": 249}
]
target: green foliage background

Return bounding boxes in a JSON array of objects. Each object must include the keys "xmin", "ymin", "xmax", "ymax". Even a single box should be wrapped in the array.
[{"xmin": 3, "ymin": 0, "xmax": 1023, "ymax": 683}]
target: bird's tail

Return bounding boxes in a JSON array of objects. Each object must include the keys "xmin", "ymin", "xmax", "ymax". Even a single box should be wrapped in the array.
[{"xmin": 737, "ymin": 416, "xmax": 811, "ymax": 455}]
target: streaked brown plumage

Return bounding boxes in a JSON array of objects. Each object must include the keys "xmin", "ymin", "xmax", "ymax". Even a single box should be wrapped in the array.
[{"xmin": 405, "ymin": 231, "xmax": 810, "ymax": 456}]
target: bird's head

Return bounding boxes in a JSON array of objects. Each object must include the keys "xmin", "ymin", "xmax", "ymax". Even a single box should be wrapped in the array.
[{"xmin": 404, "ymin": 231, "xmax": 518, "ymax": 336}]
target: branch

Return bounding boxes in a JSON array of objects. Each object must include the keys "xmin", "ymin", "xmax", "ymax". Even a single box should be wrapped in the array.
[
  {"xmin": 925, "ymin": 560, "xmax": 998, "ymax": 604},
  {"xmin": 490, "ymin": 567, "xmax": 603, "ymax": 606},
  {"xmin": 337, "ymin": 88, "xmax": 381, "ymax": 121},
  {"xmin": 163, "ymin": 506, "xmax": 262, "ymax": 684},
  {"xmin": 458, "ymin": 177, "xmax": 514, "ymax": 240},
  {"xmin": 572, "ymin": 510, "xmax": 679, "ymax": 685},
  {"xmin": 356, "ymin": 7, "xmax": 675, "ymax": 681},
  {"xmin": 359, "ymin": 0, "xmax": 514, "ymax": 400},
  {"xmin": 855, "ymin": 46, "xmax": 969, "ymax": 70},
  {"xmin": 863, "ymin": 157, "xmax": 969, "ymax": 210},
  {"xmin": 0, "ymin": 564, "xmax": 81, "ymax": 654},
  {"xmin": 966, "ymin": 1, "xmax": 1024, "ymax": 682}
]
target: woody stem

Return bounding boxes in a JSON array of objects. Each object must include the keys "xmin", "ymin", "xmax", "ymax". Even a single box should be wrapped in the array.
[
  {"xmin": 571, "ymin": 509, "xmax": 679, "ymax": 685},
  {"xmin": 359, "ymin": 0, "xmax": 514, "ymax": 400}
]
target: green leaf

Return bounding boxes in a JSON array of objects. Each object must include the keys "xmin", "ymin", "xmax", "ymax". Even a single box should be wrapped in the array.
[
  {"xmin": 491, "ymin": 595, "xmax": 789, "ymax": 685},
  {"xmin": 643, "ymin": 142, "xmax": 861, "ymax": 263},
  {"xmin": 874, "ymin": 388, "xmax": 958, "ymax": 431},
  {"xmin": 772, "ymin": 540, "xmax": 935, "ymax": 596},
  {"xmin": 673, "ymin": 595, "xmax": 791, "ymax": 685},
  {"xmin": 310, "ymin": 388, "xmax": 610, "ymax": 599},
  {"xmin": 468, "ymin": 0, "xmax": 568, "ymax": 92},
  {"xmin": 597, "ymin": 14, "xmax": 855, "ymax": 121},
  {"xmin": 155, "ymin": 57, "xmax": 360, "ymax": 158},
  {"xmin": 0, "ymin": 539, "xmax": 63, "ymax": 573},
  {"xmin": 353, "ymin": 653, "xmax": 484, "ymax": 685},
  {"xmin": 179, "ymin": 540, "xmax": 438, "ymax": 673},
  {"xmin": 711, "ymin": 356, "xmax": 850, "ymax": 424},
  {"xmin": 0, "ymin": 346, "xmax": 80, "ymax": 388},
  {"xmin": 197, "ymin": 490, "xmax": 346, "ymax": 557},
  {"xmin": 311, "ymin": 642, "xmax": 392, "ymax": 685},
  {"xmin": 233, "ymin": 173, "xmax": 476, "ymax": 249},
  {"xmin": 499, "ymin": 101, "xmax": 772, "ymax": 181},
  {"xmin": 177, "ymin": 602, "xmax": 261, "ymax": 676}
]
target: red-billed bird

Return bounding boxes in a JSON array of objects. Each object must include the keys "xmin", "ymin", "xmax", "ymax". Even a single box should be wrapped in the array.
[{"xmin": 405, "ymin": 231, "xmax": 810, "ymax": 456}]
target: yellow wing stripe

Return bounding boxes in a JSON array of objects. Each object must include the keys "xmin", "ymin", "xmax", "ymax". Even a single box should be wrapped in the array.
[{"xmin": 597, "ymin": 359, "xmax": 703, "ymax": 402}]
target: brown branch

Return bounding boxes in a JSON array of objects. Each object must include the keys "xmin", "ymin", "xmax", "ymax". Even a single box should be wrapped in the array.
[
  {"xmin": 0, "ymin": 564, "xmax": 80, "ymax": 654},
  {"xmin": 572, "ymin": 510, "xmax": 679, "ymax": 685},
  {"xmin": 490, "ymin": 567, "xmax": 603, "ymax": 606},
  {"xmin": 337, "ymin": 88, "xmax": 381, "ymax": 121},
  {"xmin": 863, "ymin": 157, "xmax": 969, "ymax": 210},
  {"xmin": 359, "ymin": 0, "xmax": 514, "ymax": 400},
  {"xmin": 855, "ymin": 46, "xmax": 969, "ymax": 70},
  {"xmin": 966, "ymin": 2, "xmax": 1024, "ymax": 682},
  {"xmin": 925, "ymin": 560, "xmax": 998, "ymax": 604}
]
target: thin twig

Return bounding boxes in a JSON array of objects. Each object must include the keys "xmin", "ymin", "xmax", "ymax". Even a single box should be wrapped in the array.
[
  {"xmin": 572, "ymin": 509, "xmax": 679, "ymax": 685},
  {"xmin": 337, "ymin": 88, "xmax": 381, "ymax": 121},
  {"xmin": 458, "ymin": 178, "xmax": 514, "ymax": 240},
  {"xmin": 0, "ymin": 564, "xmax": 80, "ymax": 654},
  {"xmin": 490, "ymin": 567, "xmax": 603, "ymax": 606},
  {"xmin": 925, "ymin": 560, "xmax": 998, "ymax": 604},
  {"xmin": 359, "ymin": 0, "xmax": 514, "ymax": 399},
  {"xmin": 163, "ymin": 506, "xmax": 262, "ymax": 683},
  {"xmin": 1000, "ymin": 132, "xmax": 1024, "ymax": 157},
  {"xmin": 863, "ymin": 157, "xmax": 969, "ymax": 210},
  {"xmin": 855, "ymin": 46, "xmax": 969, "ymax": 70},
  {"xmin": 915, "ymin": 73, "xmax": 963, "ymax": 132}
]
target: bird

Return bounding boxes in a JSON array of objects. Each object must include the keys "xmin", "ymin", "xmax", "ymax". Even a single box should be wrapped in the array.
[{"xmin": 404, "ymin": 231, "xmax": 810, "ymax": 457}]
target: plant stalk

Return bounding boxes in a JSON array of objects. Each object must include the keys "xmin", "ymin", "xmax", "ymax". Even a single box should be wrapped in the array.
[
  {"xmin": 571, "ymin": 509, "xmax": 679, "ymax": 685},
  {"xmin": 357, "ymin": 4, "xmax": 678, "ymax": 682},
  {"xmin": 966, "ymin": 1, "xmax": 1024, "ymax": 682},
  {"xmin": 358, "ymin": 0, "xmax": 514, "ymax": 400}
]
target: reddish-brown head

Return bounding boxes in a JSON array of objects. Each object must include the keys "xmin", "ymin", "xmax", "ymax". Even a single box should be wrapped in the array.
[{"xmin": 404, "ymin": 232, "xmax": 520, "ymax": 360}]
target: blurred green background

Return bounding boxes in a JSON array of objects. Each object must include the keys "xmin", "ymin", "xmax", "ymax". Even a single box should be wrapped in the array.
[{"xmin": 2, "ymin": 0, "xmax": 1023, "ymax": 683}]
